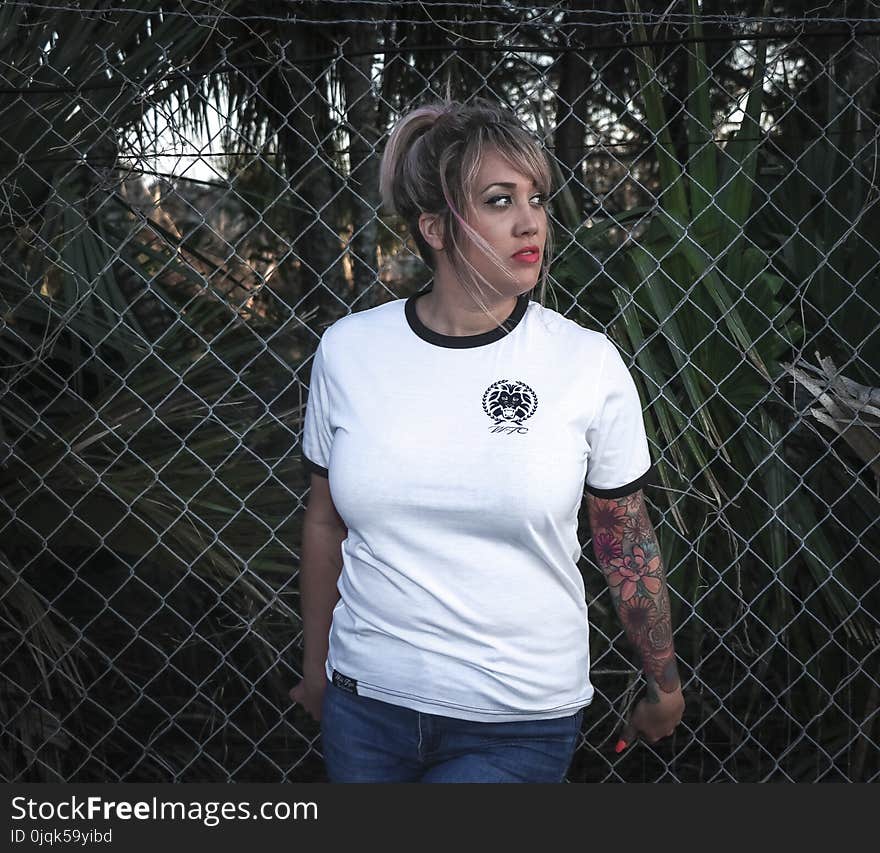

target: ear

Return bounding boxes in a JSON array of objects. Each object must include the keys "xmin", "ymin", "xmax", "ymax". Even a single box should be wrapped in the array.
[{"xmin": 418, "ymin": 212, "xmax": 445, "ymax": 252}]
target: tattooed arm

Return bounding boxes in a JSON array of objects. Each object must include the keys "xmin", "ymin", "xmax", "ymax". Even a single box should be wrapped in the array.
[{"xmin": 587, "ymin": 488, "xmax": 685, "ymax": 745}]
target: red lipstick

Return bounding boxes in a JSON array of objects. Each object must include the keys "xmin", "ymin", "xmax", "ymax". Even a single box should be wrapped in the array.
[{"xmin": 512, "ymin": 245, "xmax": 540, "ymax": 264}]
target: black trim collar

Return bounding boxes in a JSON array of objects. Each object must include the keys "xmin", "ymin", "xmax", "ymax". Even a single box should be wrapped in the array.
[{"xmin": 405, "ymin": 287, "xmax": 530, "ymax": 349}]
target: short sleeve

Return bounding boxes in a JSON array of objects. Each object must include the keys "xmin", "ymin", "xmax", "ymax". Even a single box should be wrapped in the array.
[
  {"xmin": 301, "ymin": 335, "xmax": 334, "ymax": 478},
  {"xmin": 584, "ymin": 336, "xmax": 656, "ymax": 498}
]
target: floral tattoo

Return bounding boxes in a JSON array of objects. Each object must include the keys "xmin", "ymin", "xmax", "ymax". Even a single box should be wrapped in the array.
[{"xmin": 587, "ymin": 489, "xmax": 681, "ymax": 698}]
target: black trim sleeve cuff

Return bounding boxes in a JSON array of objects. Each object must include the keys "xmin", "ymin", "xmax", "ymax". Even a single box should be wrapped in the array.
[
  {"xmin": 303, "ymin": 455, "xmax": 329, "ymax": 478},
  {"xmin": 584, "ymin": 462, "xmax": 657, "ymax": 499}
]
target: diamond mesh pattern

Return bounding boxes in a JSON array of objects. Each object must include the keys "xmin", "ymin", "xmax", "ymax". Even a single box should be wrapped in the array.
[{"xmin": 1, "ymin": 3, "xmax": 877, "ymax": 782}]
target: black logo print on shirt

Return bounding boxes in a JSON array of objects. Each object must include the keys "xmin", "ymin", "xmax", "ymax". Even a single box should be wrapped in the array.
[{"xmin": 482, "ymin": 380, "xmax": 538, "ymax": 434}]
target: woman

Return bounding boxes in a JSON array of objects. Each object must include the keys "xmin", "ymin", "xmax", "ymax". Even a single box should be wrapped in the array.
[{"xmin": 290, "ymin": 97, "xmax": 685, "ymax": 782}]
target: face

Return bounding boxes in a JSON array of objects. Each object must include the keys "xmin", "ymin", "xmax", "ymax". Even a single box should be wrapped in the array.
[{"xmin": 459, "ymin": 147, "xmax": 548, "ymax": 298}]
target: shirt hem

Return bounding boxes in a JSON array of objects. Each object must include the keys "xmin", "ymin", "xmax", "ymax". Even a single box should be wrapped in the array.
[
  {"xmin": 303, "ymin": 454, "xmax": 329, "ymax": 478},
  {"xmin": 325, "ymin": 661, "xmax": 593, "ymax": 722},
  {"xmin": 585, "ymin": 461, "xmax": 656, "ymax": 498}
]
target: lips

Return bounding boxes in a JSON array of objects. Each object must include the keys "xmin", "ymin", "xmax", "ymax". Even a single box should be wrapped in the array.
[{"xmin": 512, "ymin": 247, "xmax": 541, "ymax": 263}]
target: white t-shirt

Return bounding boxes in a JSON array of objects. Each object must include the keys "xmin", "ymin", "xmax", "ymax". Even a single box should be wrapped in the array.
[{"xmin": 301, "ymin": 287, "xmax": 655, "ymax": 722}]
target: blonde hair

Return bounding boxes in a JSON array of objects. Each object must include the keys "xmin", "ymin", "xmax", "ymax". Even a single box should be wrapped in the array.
[{"xmin": 379, "ymin": 96, "xmax": 554, "ymax": 326}]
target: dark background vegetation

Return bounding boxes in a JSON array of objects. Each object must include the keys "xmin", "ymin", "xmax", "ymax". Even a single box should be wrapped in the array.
[{"xmin": 1, "ymin": 0, "xmax": 877, "ymax": 781}]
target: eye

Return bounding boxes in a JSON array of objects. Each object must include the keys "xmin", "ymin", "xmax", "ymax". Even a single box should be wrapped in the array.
[{"xmin": 487, "ymin": 193, "xmax": 547, "ymax": 207}]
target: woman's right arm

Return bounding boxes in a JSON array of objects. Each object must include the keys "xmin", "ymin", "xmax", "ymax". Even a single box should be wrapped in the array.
[{"xmin": 291, "ymin": 473, "xmax": 347, "ymax": 719}]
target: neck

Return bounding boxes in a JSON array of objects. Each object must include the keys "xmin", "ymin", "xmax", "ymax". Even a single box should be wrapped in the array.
[{"xmin": 417, "ymin": 283, "xmax": 520, "ymax": 337}]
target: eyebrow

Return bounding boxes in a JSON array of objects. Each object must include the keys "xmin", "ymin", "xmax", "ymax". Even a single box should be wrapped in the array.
[{"xmin": 480, "ymin": 180, "xmax": 538, "ymax": 193}]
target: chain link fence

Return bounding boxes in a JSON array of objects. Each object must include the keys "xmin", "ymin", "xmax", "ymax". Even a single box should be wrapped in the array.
[{"xmin": 1, "ymin": 1, "xmax": 878, "ymax": 782}]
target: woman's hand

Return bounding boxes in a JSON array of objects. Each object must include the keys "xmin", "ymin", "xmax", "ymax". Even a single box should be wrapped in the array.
[
  {"xmin": 615, "ymin": 685, "xmax": 685, "ymax": 752},
  {"xmin": 289, "ymin": 667, "xmax": 327, "ymax": 722}
]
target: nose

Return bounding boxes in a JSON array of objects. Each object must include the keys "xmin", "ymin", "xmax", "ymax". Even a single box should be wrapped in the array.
[{"xmin": 516, "ymin": 206, "xmax": 541, "ymax": 237}]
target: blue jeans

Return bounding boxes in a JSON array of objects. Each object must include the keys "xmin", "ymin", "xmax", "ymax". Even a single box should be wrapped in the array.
[{"xmin": 320, "ymin": 676, "xmax": 584, "ymax": 783}]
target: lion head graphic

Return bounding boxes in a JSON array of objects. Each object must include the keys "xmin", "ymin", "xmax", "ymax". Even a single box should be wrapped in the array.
[{"xmin": 482, "ymin": 379, "xmax": 538, "ymax": 428}]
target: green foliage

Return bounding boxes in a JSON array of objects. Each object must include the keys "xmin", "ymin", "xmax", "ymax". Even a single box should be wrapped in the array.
[
  {"xmin": 0, "ymin": 2, "xmax": 311, "ymax": 781},
  {"xmin": 555, "ymin": 0, "xmax": 878, "ymax": 772}
]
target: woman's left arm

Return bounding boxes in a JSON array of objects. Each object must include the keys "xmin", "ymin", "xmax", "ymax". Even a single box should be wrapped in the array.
[{"xmin": 586, "ymin": 488, "xmax": 685, "ymax": 751}]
